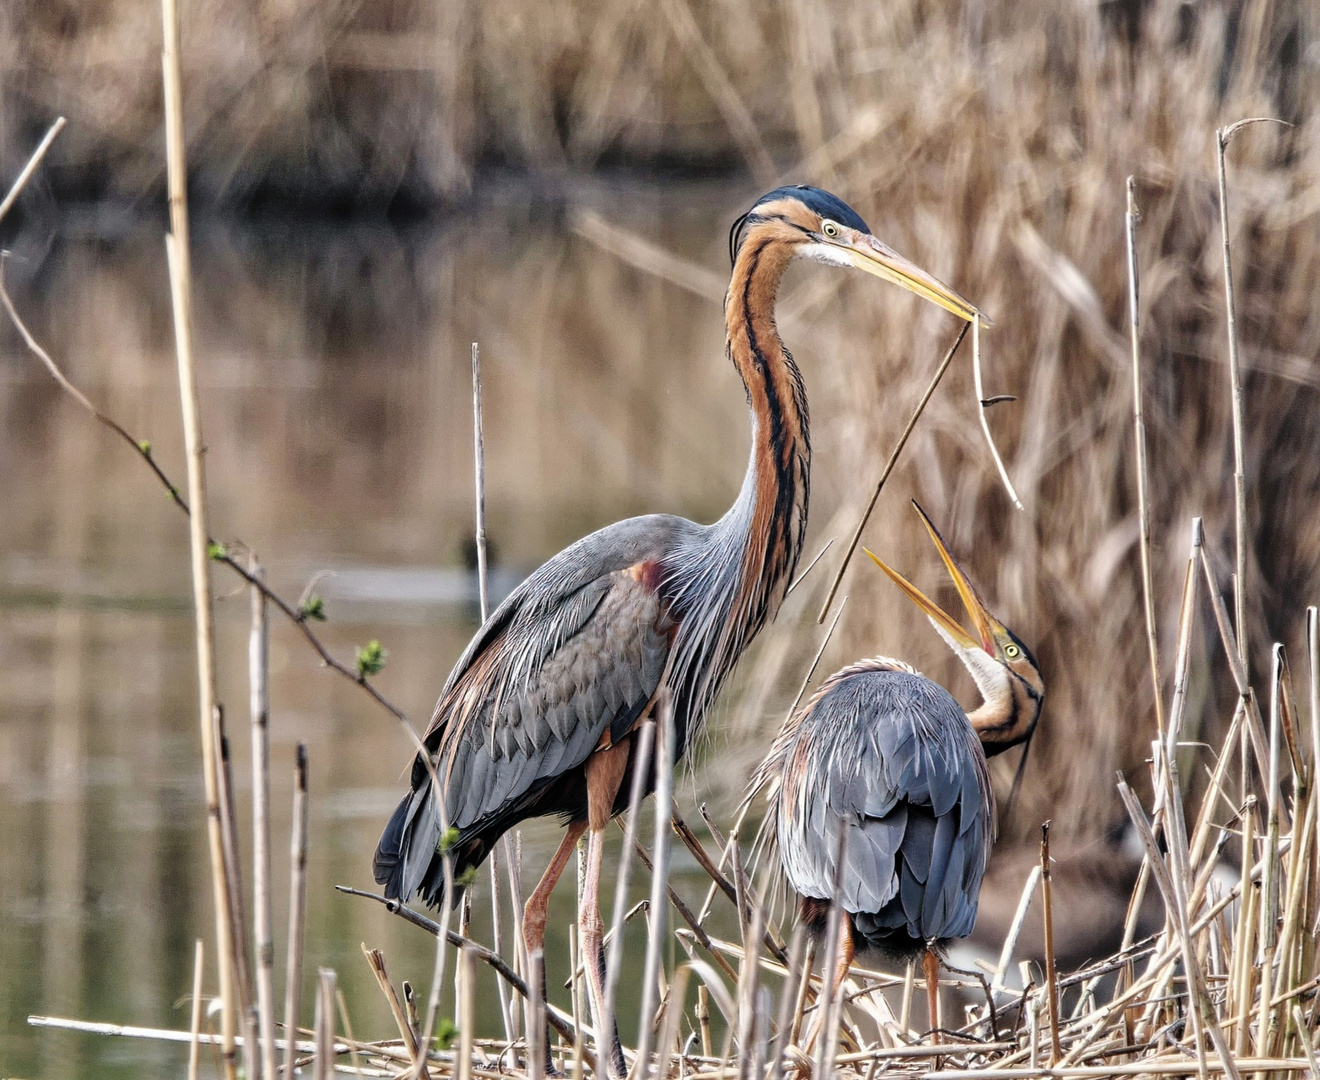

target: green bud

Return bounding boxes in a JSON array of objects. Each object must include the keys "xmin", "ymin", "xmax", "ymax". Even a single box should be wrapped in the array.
[{"xmin": 355, "ymin": 639, "xmax": 387, "ymax": 677}]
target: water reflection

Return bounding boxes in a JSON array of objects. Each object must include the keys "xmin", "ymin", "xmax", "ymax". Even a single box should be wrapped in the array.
[{"xmin": 0, "ymin": 184, "xmax": 769, "ymax": 1079}]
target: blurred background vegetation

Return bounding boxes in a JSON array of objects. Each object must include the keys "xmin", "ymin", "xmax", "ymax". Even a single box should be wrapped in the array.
[{"xmin": 1, "ymin": 1, "xmax": 1318, "ymax": 1076}]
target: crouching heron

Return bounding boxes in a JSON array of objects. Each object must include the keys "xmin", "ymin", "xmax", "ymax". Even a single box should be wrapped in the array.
[{"xmin": 755, "ymin": 501, "xmax": 1043, "ymax": 1046}]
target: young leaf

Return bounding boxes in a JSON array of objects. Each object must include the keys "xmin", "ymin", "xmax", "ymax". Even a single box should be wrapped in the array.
[{"xmin": 356, "ymin": 639, "xmax": 387, "ymax": 677}]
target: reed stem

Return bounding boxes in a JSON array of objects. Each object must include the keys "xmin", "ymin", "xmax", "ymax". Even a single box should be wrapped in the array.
[
  {"xmin": 161, "ymin": 0, "xmax": 236, "ymax": 1066},
  {"xmin": 1125, "ymin": 177, "xmax": 1165, "ymax": 736},
  {"xmin": 282, "ymin": 745, "xmax": 309, "ymax": 1080},
  {"xmin": 248, "ymin": 558, "xmax": 276, "ymax": 1079}
]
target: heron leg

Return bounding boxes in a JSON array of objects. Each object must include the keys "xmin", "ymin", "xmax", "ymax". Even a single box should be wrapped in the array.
[
  {"xmin": 923, "ymin": 947, "xmax": 942, "ymax": 1048},
  {"xmin": 523, "ymin": 819, "xmax": 588, "ymax": 1073}
]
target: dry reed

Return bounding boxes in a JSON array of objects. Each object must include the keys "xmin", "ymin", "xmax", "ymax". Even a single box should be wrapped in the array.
[{"xmin": 10, "ymin": 3, "xmax": 1320, "ymax": 1078}]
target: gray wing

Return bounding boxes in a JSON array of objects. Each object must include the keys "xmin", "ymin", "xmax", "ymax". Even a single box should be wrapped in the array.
[
  {"xmin": 375, "ymin": 515, "xmax": 694, "ymax": 903},
  {"xmin": 766, "ymin": 662, "xmax": 994, "ymax": 943}
]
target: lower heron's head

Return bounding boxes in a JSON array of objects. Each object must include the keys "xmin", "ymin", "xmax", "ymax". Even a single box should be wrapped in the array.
[
  {"xmin": 730, "ymin": 186, "xmax": 985, "ymax": 323},
  {"xmin": 865, "ymin": 501, "xmax": 1043, "ymax": 754}
]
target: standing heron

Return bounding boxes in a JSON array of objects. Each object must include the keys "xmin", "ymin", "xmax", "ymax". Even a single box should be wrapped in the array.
[
  {"xmin": 755, "ymin": 501, "xmax": 1043, "ymax": 1046},
  {"xmin": 373, "ymin": 188, "xmax": 981, "ymax": 1074}
]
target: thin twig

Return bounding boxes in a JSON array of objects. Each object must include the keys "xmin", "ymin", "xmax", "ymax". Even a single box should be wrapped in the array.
[
  {"xmin": 0, "ymin": 116, "xmax": 66, "ymax": 226},
  {"xmin": 785, "ymin": 537, "xmax": 835, "ymax": 598},
  {"xmin": 972, "ymin": 314, "xmax": 1024, "ymax": 510},
  {"xmin": 1040, "ymin": 823, "xmax": 1062, "ymax": 1063},
  {"xmin": 817, "ymin": 323, "xmax": 968, "ymax": 622}
]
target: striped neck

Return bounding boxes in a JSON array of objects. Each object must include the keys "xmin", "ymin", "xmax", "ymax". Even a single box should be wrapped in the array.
[
  {"xmin": 722, "ymin": 234, "xmax": 811, "ymax": 640},
  {"xmin": 662, "ymin": 235, "xmax": 811, "ymax": 750}
]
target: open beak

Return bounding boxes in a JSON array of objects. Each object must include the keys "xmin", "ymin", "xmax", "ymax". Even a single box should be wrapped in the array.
[
  {"xmin": 863, "ymin": 500, "xmax": 999, "ymax": 655},
  {"xmin": 842, "ymin": 234, "xmax": 987, "ymax": 325}
]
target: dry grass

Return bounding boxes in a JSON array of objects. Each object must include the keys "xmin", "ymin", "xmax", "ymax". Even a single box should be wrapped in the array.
[
  {"xmin": 711, "ymin": 2, "xmax": 1320, "ymax": 848},
  {"xmin": 8, "ymin": 0, "xmax": 1320, "ymax": 1075}
]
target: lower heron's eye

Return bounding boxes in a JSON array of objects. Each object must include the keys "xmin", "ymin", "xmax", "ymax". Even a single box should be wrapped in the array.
[
  {"xmin": 1005, "ymin": 644, "xmax": 1021, "ymax": 659},
  {"xmin": 822, "ymin": 221, "xmax": 840, "ymax": 237}
]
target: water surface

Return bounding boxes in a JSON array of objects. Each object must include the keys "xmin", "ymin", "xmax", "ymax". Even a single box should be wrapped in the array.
[{"xmin": 0, "ymin": 181, "xmax": 793, "ymax": 1077}]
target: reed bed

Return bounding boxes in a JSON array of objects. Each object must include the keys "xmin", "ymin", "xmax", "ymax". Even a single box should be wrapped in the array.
[{"xmin": 6, "ymin": 1, "xmax": 1320, "ymax": 1077}]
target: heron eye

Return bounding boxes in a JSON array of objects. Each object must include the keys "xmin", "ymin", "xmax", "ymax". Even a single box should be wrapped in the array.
[
  {"xmin": 822, "ymin": 220, "xmax": 841, "ymax": 238},
  {"xmin": 1004, "ymin": 644, "xmax": 1021, "ymax": 659}
]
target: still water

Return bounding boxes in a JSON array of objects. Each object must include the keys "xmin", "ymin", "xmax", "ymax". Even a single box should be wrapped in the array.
[{"xmin": 0, "ymin": 180, "xmax": 821, "ymax": 1078}]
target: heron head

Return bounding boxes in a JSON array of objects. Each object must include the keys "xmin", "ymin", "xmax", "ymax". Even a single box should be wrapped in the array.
[
  {"xmin": 864, "ymin": 501, "xmax": 1043, "ymax": 751},
  {"xmin": 729, "ymin": 186, "xmax": 985, "ymax": 323}
]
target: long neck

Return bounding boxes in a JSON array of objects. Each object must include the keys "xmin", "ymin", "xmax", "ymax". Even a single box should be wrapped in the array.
[
  {"xmin": 964, "ymin": 666, "xmax": 1040, "ymax": 757},
  {"xmin": 721, "ymin": 236, "xmax": 811, "ymax": 639},
  {"xmin": 663, "ymin": 237, "xmax": 811, "ymax": 746}
]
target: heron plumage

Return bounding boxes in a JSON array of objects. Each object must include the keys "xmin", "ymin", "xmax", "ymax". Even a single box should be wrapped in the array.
[
  {"xmin": 374, "ymin": 187, "xmax": 984, "ymax": 1078},
  {"xmin": 758, "ymin": 659, "xmax": 994, "ymax": 955}
]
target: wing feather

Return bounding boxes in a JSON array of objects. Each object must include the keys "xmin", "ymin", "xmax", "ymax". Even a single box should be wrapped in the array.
[
  {"xmin": 765, "ymin": 664, "xmax": 994, "ymax": 945},
  {"xmin": 375, "ymin": 523, "xmax": 680, "ymax": 905}
]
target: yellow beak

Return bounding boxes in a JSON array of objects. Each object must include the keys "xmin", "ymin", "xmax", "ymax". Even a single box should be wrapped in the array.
[
  {"xmin": 864, "ymin": 500, "xmax": 999, "ymax": 655},
  {"xmin": 843, "ymin": 235, "xmax": 987, "ymax": 325}
]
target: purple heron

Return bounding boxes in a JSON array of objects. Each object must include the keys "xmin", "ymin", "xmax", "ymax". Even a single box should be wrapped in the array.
[
  {"xmin": 756, "ymin": 501, "xmax": 1043, "ymax": 1046},
  {"xmin": 374, "ymin": 190, "xmax": 981, "ymax": 1073}
]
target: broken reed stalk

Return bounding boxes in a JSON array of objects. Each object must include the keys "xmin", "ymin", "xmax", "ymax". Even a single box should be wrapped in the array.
[
  {"xmin": 283, "ymin": 744, "xmax": 309, "ymax": 1080},
  {"xmin": 1215, "ymin": 123, "xmax": 1250, "ymax": 677},
  {"xmin": 1039, "ymin": 823, "xmax": 1062, "ymax": 1064},
  {"xmin": 161, "ymin": 0, "xmax": 236, "ymax": 1068},
  {"xmin": 527, "ymin": 947, "xmax": 546, "ymax": 1080},
  {"xmin": 817, "ymin": 323, "xmax": 967, "ymax": 622},
  {"xmin": 636, "ymin": 692, "xmax": 677, "ymax": 1080},
  {"xmin": 248, "ymin": 557, "xmax": 277, "ymax": 1080},
  {"xmin": 1125, "ymin": 176, "xmax": 1165, "ymax": 736},
  {"xmin": 489, "ymin": 850, "xmax": 516, "ymax": 1049},
  {"xmin": 188, "ymin": 938, "xmax": 204, "ymax": 1080},
  {"xmin": 1117, "ymin": 778, "xmax": 1237, "ymax": 1080},
  {"xmin": 472, "ymin": 341, "xmax": 490, "ymax": 622},
  {"xmin": 313, "ymin": 968, "xmax": 337, "ymax": 1080},
  {"xmin": 1309, "ymin": 609, "xmax": 1319, "ymax": 781},
  {"xmin": 601, "ymin": 718, "xmax": 657, "ymax": 1078},
  {"xmin": 459, "ymin": 945, "xmax": 477, "ymax": 1080},
  {"xmin": 362, "ymin": 946, "xmax": 427, "ymax": 1075},
  {"xmin": 216, "ymin": 727, "xmax": 256, "ymax": 1079}
]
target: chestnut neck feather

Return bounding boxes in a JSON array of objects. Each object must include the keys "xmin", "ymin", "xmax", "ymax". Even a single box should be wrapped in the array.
[{"xmin": 663, "ymin": 230, "xmax": 810, "ymax": 749}]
